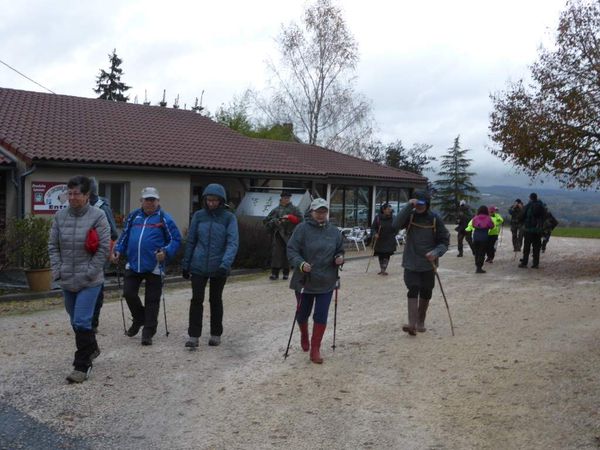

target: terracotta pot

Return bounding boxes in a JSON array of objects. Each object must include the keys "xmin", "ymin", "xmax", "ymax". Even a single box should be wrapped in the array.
[{"xmin": 24, "ymin": 268, "xmax": 52, "ymax": 292}]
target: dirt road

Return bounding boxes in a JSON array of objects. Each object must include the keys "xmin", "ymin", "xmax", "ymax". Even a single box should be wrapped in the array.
[{"xmin": 1, "ymin": 235, "xmax": 599, "ymax": 449}]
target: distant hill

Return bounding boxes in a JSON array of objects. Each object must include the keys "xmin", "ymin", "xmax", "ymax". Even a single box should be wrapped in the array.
[{"xmin": 469, "ymin": 186, "xmax": 600, "ymax": 227}]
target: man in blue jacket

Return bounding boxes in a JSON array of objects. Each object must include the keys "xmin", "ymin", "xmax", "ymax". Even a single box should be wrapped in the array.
[
  {"xmin": 182, "ymin": 184, "xmax": 239, "ymax": 349},
  {"xmin": 112, "ymin": 187, "xmax": 182, "ymax": 345}
]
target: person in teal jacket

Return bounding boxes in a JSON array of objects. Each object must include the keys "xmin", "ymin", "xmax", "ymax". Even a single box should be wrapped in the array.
[{"xmin": 183, "ymin": 184, "xmax": 239, "ymax": 348}]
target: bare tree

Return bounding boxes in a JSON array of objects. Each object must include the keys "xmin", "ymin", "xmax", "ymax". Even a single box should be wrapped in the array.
[{"xmin": 258, "ymin": 0, "xmax": 373, "ymax": 155}]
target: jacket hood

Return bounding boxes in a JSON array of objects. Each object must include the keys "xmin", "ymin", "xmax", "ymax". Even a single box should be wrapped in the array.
[{"xmin": 202, "ymin": 184, "xmax": 227, "ymax": 202}]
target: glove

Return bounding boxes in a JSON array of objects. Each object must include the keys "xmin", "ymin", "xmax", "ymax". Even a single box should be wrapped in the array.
[
  {"xmin": 216, "ymin": 267, "xmax": 228, "ymax": 277},
  {"xmin": 286, "ymin": 214, "xmax": 300, "ymax": 225},
  {"xmin": 182, "ymin": 269, "xmax": 190, "ymax": 280}
]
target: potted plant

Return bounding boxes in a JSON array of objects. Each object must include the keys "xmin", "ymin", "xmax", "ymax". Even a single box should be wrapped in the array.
[{"xmin": 5, "ymin": 215, "xmax": 53, "ymax": 291}]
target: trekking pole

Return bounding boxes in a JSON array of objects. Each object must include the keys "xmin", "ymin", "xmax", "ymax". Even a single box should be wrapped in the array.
[
  {"xmin": 429, "ymin": 260, "xmax": 455, "ymax": 336},
  {"xmin": 331, "ymin": 276, "xmax": 340, "ymax": 351},
  {"xmin": 365, "ymin": 226, "xmax": 381, "ymax": 273},
  {"xmin": 117, "ymin": 264, "xmax": 127, "ymax": 335},
  {"xmin": 159, "ymin": 264, "xmax": 170, "ymax": 337},
  {"xmin": 284, "ymin": 273, "xmax": 308, "ymax": 359}
]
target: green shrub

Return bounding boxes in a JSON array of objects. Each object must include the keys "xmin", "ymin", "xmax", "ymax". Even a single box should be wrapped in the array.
[
  {"xmin": 234, "ymin": 220, "xmax": 272, "ymax": 269},
  {"xmin": 5, "ymin": 215, "xmax": 52, "ymax": 269}
]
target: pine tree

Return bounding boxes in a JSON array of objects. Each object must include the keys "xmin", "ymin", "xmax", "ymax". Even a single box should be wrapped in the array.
[
  {"xmin": 433, "ymin": 136, "xmax": 479, "ymax": 222},
  {"xmin": 94, "ymin": 49, "xmax": 131, "ymax": 102}
]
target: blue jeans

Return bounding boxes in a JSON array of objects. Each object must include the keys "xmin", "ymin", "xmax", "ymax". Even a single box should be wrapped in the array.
[
  {"xmin": 63, "ymin": 285, "xmax": 102, "ymax": 331},
  {"xmin": 296, "ymin": 291, "xmax": 333, "ymax": 325}
]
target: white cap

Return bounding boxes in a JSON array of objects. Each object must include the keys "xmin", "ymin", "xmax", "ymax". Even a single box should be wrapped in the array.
[
  {"xmin": 310, "ymin": 198, "xmax": 329, "ymax": 211},
  {"xmin": 141, "ymin": 187, "xmax": 160, "ymax": 199},
  {"xmin": 460, "ymin": 200, "xmax": 466, "ymax": 206}
]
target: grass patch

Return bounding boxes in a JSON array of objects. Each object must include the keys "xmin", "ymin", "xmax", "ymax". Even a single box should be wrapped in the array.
[{"xmin": 552, "ymin": 227, "xmax": 600, "ymax": 239}]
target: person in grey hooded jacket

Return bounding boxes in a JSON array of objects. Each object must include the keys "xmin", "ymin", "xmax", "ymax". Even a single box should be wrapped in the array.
[
  {"xmin": 393, "ymin": 191, "xmax": 449, "ymax": 336},
  {"xmin": 183, "ymin": 184, "xmax": 239, "ymax": 349},
  {"xmin": 49, "ymin": 175, "xmax": 110, "ymax": 383},
  {"xmin": 286, "ymin": 198, "xmax": 344, "ymax": 364}
]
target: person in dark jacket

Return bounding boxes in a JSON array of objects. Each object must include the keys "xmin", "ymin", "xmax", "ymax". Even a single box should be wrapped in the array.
[
  {"xmin": 183, "ymin": 184, "xmax": 239, "ymax": 349},
  {"xmin": 393, "ymin": 191, "xmax": 449, "ymax": 335},
  {"xmin": 89, "ymin": 177, "xmax": 119, "ymax": 332},
  {"xmin": 541, "ymin": 210, "xmax": 559, "ymax": 253},
  {"xmin": 508, "ymin": 199, "xmax": 524, "ymax": 252},
  {"xmin": 519, "ymin": 192, "xmax": 547, "ymax": 269},
  {"xmin": 287, "ymin": 198, "xmax": 344, "ymax": 364},
  {"xmin": 465, "ymin": 206, "xmax": 495, "ymax": 273},
  {"xmin": 263, "ymin": 192, "xmax": 303, "ymax": 280},
  {"xmin": 49, "ymin": 175, "xmax": 110, "ymax": 383},
  {"xmin": 370, "ymin": 203, "xmax": 398, "ymax": 275},
  {"xmin": 455, "ymin": 200, "xmax": 473, "ymax": 257},
  {"xmin": 112, "ymin": 187, "xmax": 182, "ymax": 345}
]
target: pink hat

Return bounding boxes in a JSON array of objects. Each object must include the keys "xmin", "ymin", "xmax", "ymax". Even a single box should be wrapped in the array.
[{"xmin": 489, "ymin": 205, "xmax": 498, "ymax": 213}]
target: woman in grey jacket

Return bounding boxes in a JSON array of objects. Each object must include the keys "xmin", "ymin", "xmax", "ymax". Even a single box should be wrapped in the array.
[
  {"xmin": 287, "ymin": 198, "xmax": 344, "ymax": 364},
  {"xmin": 49, "ymin": 176, "xmax": 110, "ymax": 383}
]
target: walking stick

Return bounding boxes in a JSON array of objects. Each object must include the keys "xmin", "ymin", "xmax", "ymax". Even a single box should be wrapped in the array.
[
  {"xmin": 331, "ymin": 276, "xmax": 340, "ymax": 351},
  {"xmin": 159, "ymin": 263, "xmax": 170, "ymax": 337},
  {"xmin": 365, "ymin": 226, "xmax": 381, "ymax": 273},
  {"xmin": 430, "ymin": 260, "xmax": 455, "ymax": 336},
  {"xmin": 117, "ymin": 264, "xmax": 127, "ymax": 335},
  {"xmin": 284, "ymin": 274, "xmax": 308, "ymax": 359}
]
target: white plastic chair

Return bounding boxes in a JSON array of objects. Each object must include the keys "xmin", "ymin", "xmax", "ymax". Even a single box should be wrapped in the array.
[{"xmin": 347, "ymin": 227, "xmax": 367, "ymax": 251}]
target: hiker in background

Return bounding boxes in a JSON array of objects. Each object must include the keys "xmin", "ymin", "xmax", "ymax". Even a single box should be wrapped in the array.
[
  {"xmin": 541, "ymin": 210, "xmax": 559, "ymax": 253},
  {"xmin": 393, "ymin": 191, "xmax": 450, "ymax": 335},
  {"xmin": 183, "ymin": 184, "xmax": 239, "ymax": 349},
  {"xmin": 519, "ymin": 193, "xmax": 547, "ymax": 269},
  {"xmin": 370, "ymin": 203, "xmax": 398, "ymax": 275},
  {"xmin": 112, "ymin": 187, "xmax": 181, "ymax": 345},
  {"xmin": 508, "ymin": 199, "xmax": 525, "ymax": 252},
  {"xmin": 485, "ymin": 206, "xmax": 504, "ymax": 263},
  {"xmin": 466, "ymin": 206, "xmax": 495, "ymax": 274},
  {"xmin": 263, "ymin": 192, "xmax": 303, "ymax": 280},
  {"xmin": 49, "ymin": 175, "xmax": 110, "ymax": 383},
  {"xmin": 287, "ymin": 198, "xmax": 344, "ymax": 364},
  {"xmin": 455, "ymin": 200, "xmax": 473, "ymax": 257},
  {"xmin": 89, "ymin": 177, "xmax": 119, "ymax": 333}
]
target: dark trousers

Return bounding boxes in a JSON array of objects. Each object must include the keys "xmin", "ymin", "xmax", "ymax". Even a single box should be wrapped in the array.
[
  {"xmin": 123, "ymin": 270, "xmax": 162, "ymax": 333},
  {"xmin": 271, "ymin": 234, "xmax": 289, "ymax": 274},
  {"xmin": 188, "ymin": 275, "xmax": 227, "ymax": 338},
  {"xmin": 295, "ymin": 291, "xmax": 333, "ymax": 325},
  {"xmin": 522, "ymin": 232, "xmax": 542, "ymax": 266},
  {"xmin": 473, "ymin": 239, "xmax": 487, "ymax": 269},
  {"xmin": 92, "ymin": 284, "xmax": 104, "ymax": 329},
  {"xmin": 486, "ymin": 235, "xmax": 499, "ymax": 261},
  {"xmin": 457, "ymin": 231, "xmax": 472, "ymax": 255},
  {"xmin": 511, "ymin": 225, "xmax": 524, "ymax": 252},
  {"xmin": 403, "ymin": 269, "xmax": 435, "ymax": 300}
]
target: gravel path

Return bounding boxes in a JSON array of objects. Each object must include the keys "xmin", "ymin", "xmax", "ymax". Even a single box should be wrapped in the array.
[{"xmin": 1, "ymin": 234, "xmax": 599, "ymax": 449}]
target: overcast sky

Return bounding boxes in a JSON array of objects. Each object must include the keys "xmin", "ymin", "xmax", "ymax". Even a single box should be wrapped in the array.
[{"xmin": 0, "ymin": 0, "xmax": 570, "ymax": 188}]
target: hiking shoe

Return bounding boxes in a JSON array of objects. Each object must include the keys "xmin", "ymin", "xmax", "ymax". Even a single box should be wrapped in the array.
[
  {"xmin": 208, "ymin": 335, "xmax": 221, "ymax": 346},
  {"xmin": 282, "ymin": 274, "xmax": 289, "ymax": 280},
  {"xmin": 126, "ymin": 323, "xmax": 142, "ymax": 337},
  {"xmin": 476, "ymin": 268, "xmax": 486, "ymax": 273},
  {"xmin": 531, "ymin": 264, "xmax": 539, "ymax": 269},
  {"xmin": 66, "ymin": 369, "xmax": 88, "ymax": 383},
  {"xmin": 456, "ymin": 253, "xmax": 463, "ymax": 257},
  {"xmin": 185, "ymin": 337, "xmax": 199, "ymax": 348},
  {"xmin": 269, "ymin": 274, "xmax": 278, "ymax": 280},
  {"xmin": 141, "ymin": 336, "xmax": 152, "ymax": 346},
  {"xmin": 518, "ymin": 263, "xmax": 528, "ymax": 268},
  {"xmin": 401, "ymin": 325, "xmax": 417, "ymax": 336}
]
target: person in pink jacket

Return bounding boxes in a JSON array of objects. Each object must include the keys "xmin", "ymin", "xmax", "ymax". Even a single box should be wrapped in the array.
[{"xmin": 466, "ymin": 206, "xmax": 495, "ymax": 274}]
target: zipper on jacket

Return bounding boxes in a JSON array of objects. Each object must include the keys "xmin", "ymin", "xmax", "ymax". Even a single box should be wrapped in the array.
[
  {"xmin": 205, "ymin": 214, "xmax": 213, "ymax": 271},
  {"xmin": 137, "ymin": 214, "xmax": 150, "ymax": 272}
]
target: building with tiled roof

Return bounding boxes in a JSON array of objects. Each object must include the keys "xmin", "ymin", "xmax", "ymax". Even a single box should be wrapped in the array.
[{"xmin": 0, "ymin": 87, "xmax": 426, "ymax": 230}]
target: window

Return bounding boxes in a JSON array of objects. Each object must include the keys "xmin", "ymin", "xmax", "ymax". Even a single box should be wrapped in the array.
[
  {"xmin": 330, "ymin": 185, "xmax": 372, "ymax": 228},
  {"xmin": 98, "ymin": 182, "xmax": 128, "ymax": 227}
]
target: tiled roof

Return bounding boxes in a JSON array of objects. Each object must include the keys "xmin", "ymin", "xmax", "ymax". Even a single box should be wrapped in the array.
[
  {"xmin": 0, "ymin": 87, "xmax": 426, "ymax": 184},
  {"xmin": 0, "ymin": 153, "xmax": 14, "ymax": 165}
]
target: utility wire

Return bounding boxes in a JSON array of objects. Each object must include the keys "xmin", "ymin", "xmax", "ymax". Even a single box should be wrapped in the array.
[{"xmin": 0, "ymin": 59, "xmax": 56, "ymax": 94}]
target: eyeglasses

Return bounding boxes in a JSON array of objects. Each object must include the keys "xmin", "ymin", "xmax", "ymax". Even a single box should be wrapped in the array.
[{"xmin": 143, "ymin": 197, "xmax": 158, "ymax": 201}]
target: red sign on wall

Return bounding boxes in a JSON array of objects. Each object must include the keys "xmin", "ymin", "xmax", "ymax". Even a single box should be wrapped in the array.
[{"xmin": 31, "ymin": 182, "xmax": 68, "ymax": 214}]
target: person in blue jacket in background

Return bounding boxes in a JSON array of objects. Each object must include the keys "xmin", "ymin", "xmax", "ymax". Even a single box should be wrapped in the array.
[
  {"xmin": 112, "ymin": 187, "xmax": 181, "ymax": 346},
  {"xmin": 182, "ymin": 184, "xmax": 239, "ymax": 349}
]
